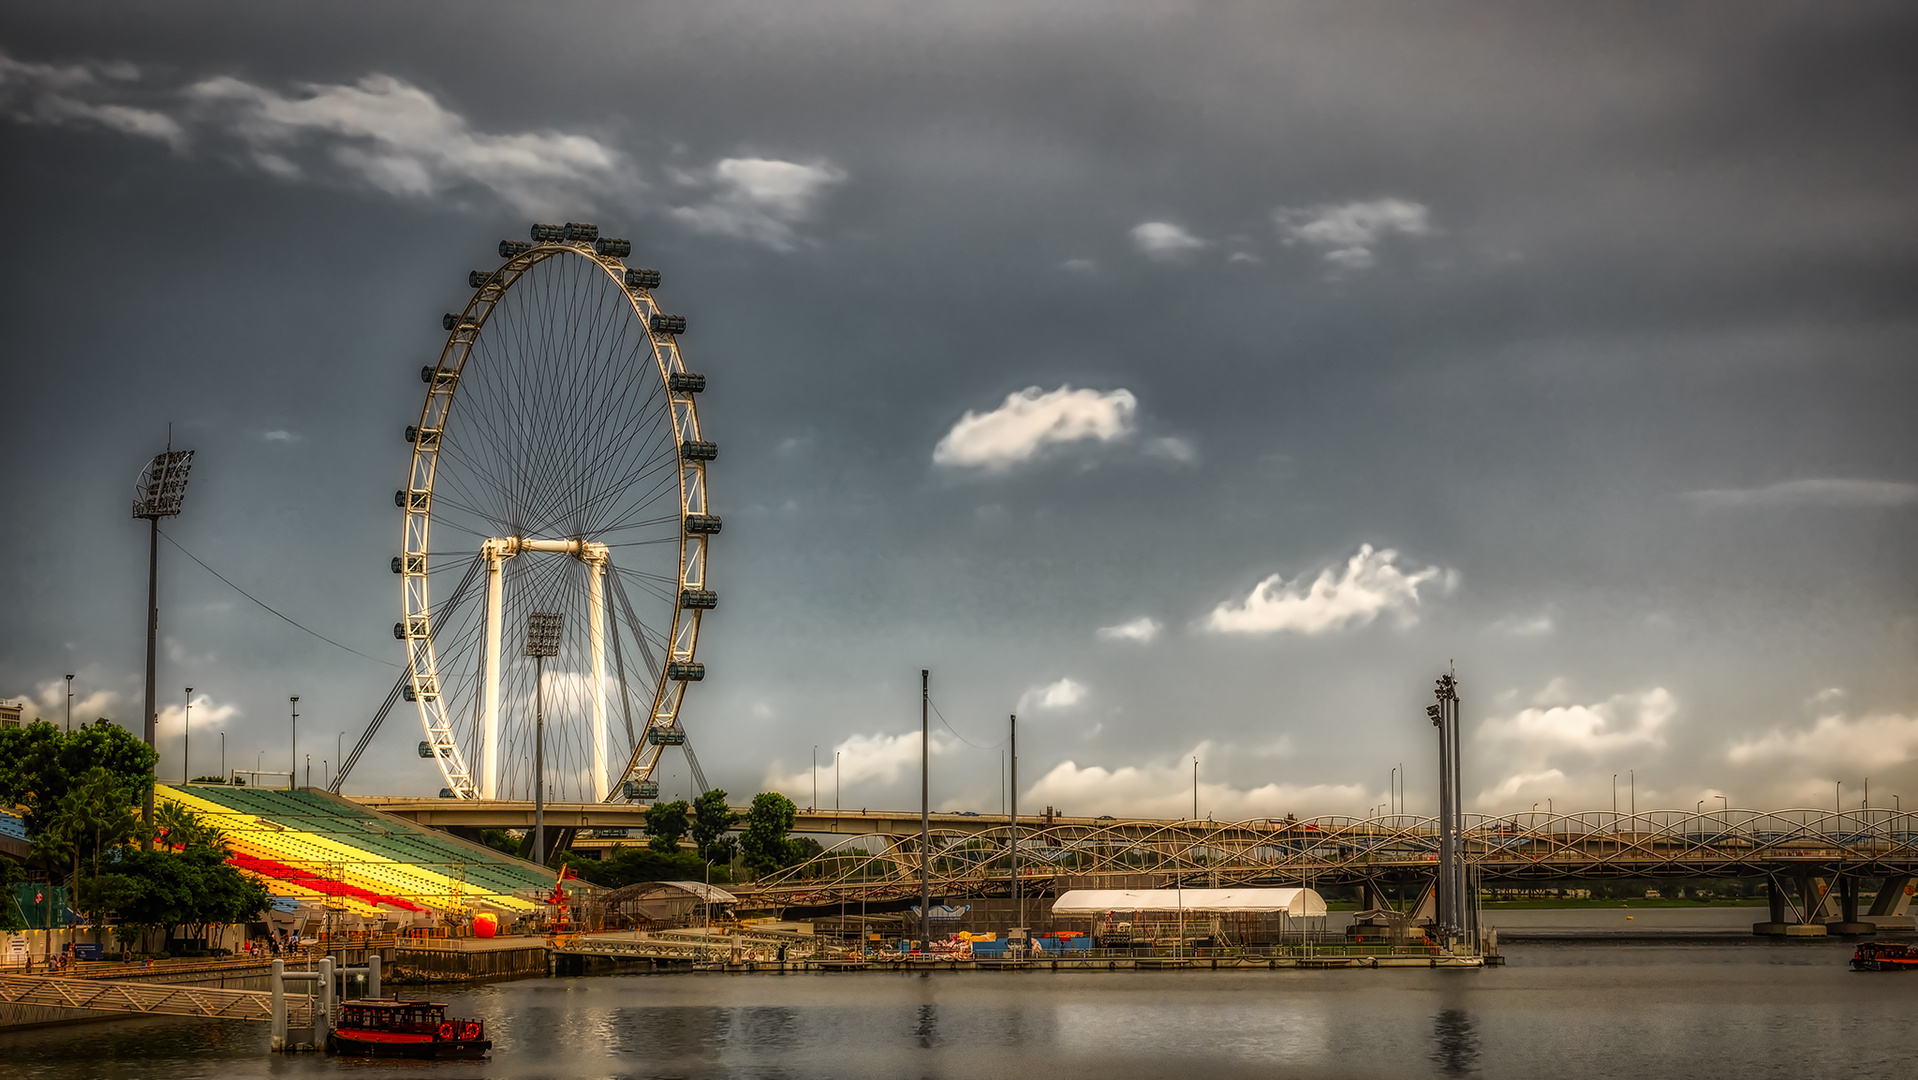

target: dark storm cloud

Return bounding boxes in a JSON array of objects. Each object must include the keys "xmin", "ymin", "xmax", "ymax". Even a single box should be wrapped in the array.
[{"xmin": 3, "ymin": 2, "xmax": 1916, "ymax": 816}]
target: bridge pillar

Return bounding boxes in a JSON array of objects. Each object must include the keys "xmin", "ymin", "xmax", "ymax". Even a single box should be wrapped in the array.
[
  {"xmin": 1864, "ymin": 874, "xmax": 1916, "ymax": 930},
  {"xmin": 270, "ymin": 959, "xmax": 285, "ymax": 1051},
  {"xmin": 1753, "ymin": 877, "xmax": 1790, "ymax": 935},
  {"xmin": 1784, "ymin": 876, "xmax": 1829, "ymax": 936},
  {"xmin": 1827, "ymin": 874, "xmax": 1875, "ymax": 935}
]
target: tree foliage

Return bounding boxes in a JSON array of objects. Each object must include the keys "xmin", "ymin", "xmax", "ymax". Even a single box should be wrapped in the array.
[
  {"xmin": 740, "ymin": 792, "xmax": 798, "ymax": 876},
  {"xmin": 643, "ymin": 800, "xmax": 691, "ymax": 854},
  {"xmin": 93, "ymin": 847, "xmax": 269, "ymax": 949},
  {"xmin": 691, "ymin": 789, "xmax": 739, "ymax": 865},
  {"xmin": 0, "ymin": 719, "xmax": 157, "ymax": 837},
  {"xmin": 570, "ymin": 845, "xmax": 728, "ymax": 889}
]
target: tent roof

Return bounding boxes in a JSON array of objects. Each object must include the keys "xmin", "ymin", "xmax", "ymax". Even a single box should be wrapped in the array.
[
  {"xmin": 605, "ymin": 880, "xmax": 737, "ymax": 905},
  {"xmin": 1051, "ymin": 888, "xmax": 1326, "ymax": 917}
]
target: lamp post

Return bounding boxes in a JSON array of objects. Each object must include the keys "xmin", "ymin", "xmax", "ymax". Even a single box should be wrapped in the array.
[
  {"xmin": 65, "ymin": 674, "xmax": 73, "ymax": 734},
  {"xmin": 525, "ymin": 612, "xmax": 563, "ymax": 865},
  {"xmin": 220, "ymin": 732, "xmax": 225, "ymax": 783},
  {"xmin": 1193, "ymin": 757, "xmax": 1199, "ymax": 821},
  {"xmin": 289, "ymin": 697, "xmax": 299, "ymax": 790},
  {"xmin": 133, "ymin": 441, "xmax": 195, "ymax": 843},
  {"xmin": 918, "ymin": 670, "xmax": 930, "ymax": 957},
  {"xmin": 183, "ymin": 688, "xmax": 194, "ymax": 783}
]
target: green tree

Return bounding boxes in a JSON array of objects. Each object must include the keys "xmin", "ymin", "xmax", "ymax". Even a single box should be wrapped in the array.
[
  {"xmin": 690, "ymin": 789, "xmax": 738, "ymax": 865},
  {"xmin": 570, "ymin": 845, "xmax": 724, "ymax": 889},
  {"xmin": 95, "ymin": 847, "xmax": 268, "ymax": 952},
  {"xmin": 739, "ymin": 792, "xmax": 797, "ymax": 877},
  {"xmin": 644, "ymin": 800, "xmax": 691, "ymax": 854},
  {"xmin": 0, "ymin": 858, "xmax": 25, "ymax": 933},
  {"xmin": 0, "ymin": 719, "xmax": 157, "ymax": 837},
  {"xmin": 155, "ymin": 802, "xmax": 225, "ymax": 853},
  {"xmin": 57, "ymin": 767, "xmax": 144, "ymax": 927}
]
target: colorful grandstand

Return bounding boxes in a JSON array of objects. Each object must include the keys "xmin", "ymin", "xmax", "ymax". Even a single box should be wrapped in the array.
[{"xmin": 157, "ymin": 784, "xmax": 551, "ymax": 924}]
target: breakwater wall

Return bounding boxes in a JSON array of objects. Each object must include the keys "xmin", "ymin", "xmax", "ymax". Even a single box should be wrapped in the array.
[{"xmin": 388, "ymin": 943, "xmax": 550, "ymax": 983}]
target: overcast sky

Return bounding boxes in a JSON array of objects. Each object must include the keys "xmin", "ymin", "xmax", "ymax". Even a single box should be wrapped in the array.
[{"xmin": 4, "ymin": 2, "xmax": 1916, "ymax": 820}]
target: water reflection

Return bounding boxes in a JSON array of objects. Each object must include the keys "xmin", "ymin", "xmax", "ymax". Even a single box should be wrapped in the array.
[
  {"xmin": 914, "ymin": 1003, "xmax": 940, "ymax": 1048},
  {"xmin": 1430, "ymin": 1008, "xmax": 1481, "ymax": 1075}
]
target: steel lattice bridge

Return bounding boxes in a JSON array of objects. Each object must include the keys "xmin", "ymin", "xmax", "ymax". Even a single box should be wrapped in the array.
[{"xmin": 726, "ymin": 807, "xmax": 1918, "ymax": 912}]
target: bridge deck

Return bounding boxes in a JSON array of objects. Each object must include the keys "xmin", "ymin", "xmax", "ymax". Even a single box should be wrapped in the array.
[{"xmin": 0, "ymin": 974, "xmax": 312, "ymax": 1026}]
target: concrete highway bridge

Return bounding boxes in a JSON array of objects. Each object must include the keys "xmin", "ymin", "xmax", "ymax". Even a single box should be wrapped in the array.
[{"xmin": 356, "ymin": 797, "xmax": 1918, "ymax": 930}]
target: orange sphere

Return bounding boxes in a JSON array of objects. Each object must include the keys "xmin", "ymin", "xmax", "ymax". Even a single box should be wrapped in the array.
[{"xmin": 472, "ymin": 912, "xmax": 498, "ymax": 938}]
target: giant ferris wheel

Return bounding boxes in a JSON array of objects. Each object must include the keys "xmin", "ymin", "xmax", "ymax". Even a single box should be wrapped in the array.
[{"xmin": 391, "ymin": 222, "xmax": 717, "ymax": 803}]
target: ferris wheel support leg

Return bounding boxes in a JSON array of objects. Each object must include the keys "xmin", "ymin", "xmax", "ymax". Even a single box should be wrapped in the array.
[
  {"xmin": 587, "ymin": 549, "xmax": 610, "ymax": 801},
  {"xmin": 482, "ymin": 546, "xmax": 505, "ymax": 800}
]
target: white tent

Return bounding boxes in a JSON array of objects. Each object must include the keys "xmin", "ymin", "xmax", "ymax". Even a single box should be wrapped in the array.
[{"xmin": 1052, "ymin": 887, "xmax": 1326, "ymax": 917}]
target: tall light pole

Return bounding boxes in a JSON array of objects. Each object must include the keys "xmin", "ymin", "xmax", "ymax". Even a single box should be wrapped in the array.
[
  {"xmin": 183, "ymin": 688, "xmax": 194, "ymax": 783},
  {"xmin": 1193, "ymin": 757, "xmax": 1199, "ymax": 821},
  {"xmin": 919, "ymin": 669, "xmax": 930, "ymax": 956},
  {"xmin": 65, "ymin": 674, "xmax": 73, "ymax": 734},
  {"xmin": 133, "ymin": 442, "xmax": 195, "ymax": 843},
  {"xmin": 526, "ymin": 612, "xmax": 563, "ymax": 866},
  {"xmin": 220, "ymin": 732, "xmax": 226, "ymax": 783},
  {"xmin": 1010, "ymin": 712, "xmax": 1020, "ymax": 934},
  {"xmin": 289, "ymin": 697, "xmax": 299, "ymax": 789}
]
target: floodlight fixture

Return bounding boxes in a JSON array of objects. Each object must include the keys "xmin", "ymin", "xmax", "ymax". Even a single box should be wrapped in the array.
[
  {"xmin": 134, "ymin": 449, "xmax": 195, "ymax": 519},
  {"xmin": 525, "ymin": 612, "xmax": 563, "ymax": 657}
]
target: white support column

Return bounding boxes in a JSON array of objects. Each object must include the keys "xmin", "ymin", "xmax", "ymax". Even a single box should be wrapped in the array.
[
  {"xmin": 587, "ymin": 547, "xmax": 610, "ymax": 801},
  {"xmin": 481, "ymin": 542, "xmax": 506, "ymax": 800}
]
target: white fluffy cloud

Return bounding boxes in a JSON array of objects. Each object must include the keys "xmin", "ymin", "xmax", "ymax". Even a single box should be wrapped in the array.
[
  {"xmin": 1728, "ymin": 711, "xmax": 1918, "ymax": 772},
  {"xmin": 671, "ymin": 157, "xmax": 846, "ymax": 250},
  {"xmin": 1019, "ymin": 677, "xmax": 1087, "ymax": 712},
  {"xmin": 1129, "ymin": 221, "xmax": 1207, "ymax": 258},
  {"xmin": 763, "ymin": 728, "xmax": 955, "ymax": 796},
  {"xmin": 1469, "ymin": 683, "xmax": 1680, "ymax": 811},
  {"xmin": 184, "ymin": 73, "xmax": 627, "ymax": 213},
  {"xmin": 1274, "ymin": 198, "xmax": 1431, "ymax": 270},
  {"xmin": 1, "ymin": 51, "xmax": 844, "ymax": 244},
  {"xmin": 1206, "ymin": 544, "xmax": 1455, "ymax": 635},
  {"xmin": 1023, "ymin": 743, "xmax": 1372, "ymax": 818},
  {"xmin": 1683, "ymin": 478, "xmax": 1918, "ymax": 509},
  {"xmin": 933, "ymin": 385, "xmax": 1138, "ymax": 470},
  {"xmin": 1479, "ymin": 687, "xmax": 1676, "ymax": 757},
  {"xmin": 1095, "ymin": 616, "xmax": 1161, "ymax": 644},
  {"xmin": 0, "ymin": 50, "xmax": 184, "ymax": 148},
  {"xmin": 11, "ymin": 678, "xmax": 121, "ymax": 727}
]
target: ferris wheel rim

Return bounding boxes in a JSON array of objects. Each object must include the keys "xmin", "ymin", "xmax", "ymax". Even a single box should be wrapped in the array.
[{"xmin": 397, "ymin": 231, "xmax": 710, "ymax": 802}]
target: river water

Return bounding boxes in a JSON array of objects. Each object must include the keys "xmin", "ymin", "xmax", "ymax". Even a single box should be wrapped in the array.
[{"xmin": 4, "ymin": 923, "xmax": 1914, "ymax": 1079}]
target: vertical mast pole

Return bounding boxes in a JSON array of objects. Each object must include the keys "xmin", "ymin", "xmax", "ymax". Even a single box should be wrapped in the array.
[
  {"xmin": 142, "ymin": 516, "xmax": 159, "ymax": 844},
  {"xmin": 920, "ymin": 669, "xmax": 931, "ymax": 955},
  {"xmin": 533, "ymin": 655, "xmax": 546, "ymax": 866},
  {"xmin": 1010, "ymin": 713, "xmax": 1020, "ymax": 931}
]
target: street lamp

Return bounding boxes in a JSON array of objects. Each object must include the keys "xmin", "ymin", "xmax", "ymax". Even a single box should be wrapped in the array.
[
  {"xmin": 289, "ymin": 697, "xmax": 300, "ymax": 790},
  {"xmin": 525, "ymin": 612, "xmax": 563, "ymax": 865},
  {"xmin": 134, "ymin": 440, "xmax": 195, "ymax": 842},
  {"xmin": 65, "ymin": 674, "xmax": 73, "ymax": 734},
  {"xmin": 183, "ymin": 688, "xmax": 194, "ymax": 783}
]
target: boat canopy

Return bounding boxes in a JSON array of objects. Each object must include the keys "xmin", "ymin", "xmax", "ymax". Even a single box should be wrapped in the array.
[{"xmin": 1051, "ymin": 887, "xmax": 1326, "ymax": 917}]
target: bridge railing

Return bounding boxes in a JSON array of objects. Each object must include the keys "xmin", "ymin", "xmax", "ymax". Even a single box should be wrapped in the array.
[{"xmin": 741, "ymin": 808, "xmax": 1918, "ymax": 903}]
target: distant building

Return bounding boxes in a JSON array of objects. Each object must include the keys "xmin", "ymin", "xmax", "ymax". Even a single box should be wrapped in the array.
[{"xmin": 0, "ymin": 700, "xmax": 23, "ymax": 730}]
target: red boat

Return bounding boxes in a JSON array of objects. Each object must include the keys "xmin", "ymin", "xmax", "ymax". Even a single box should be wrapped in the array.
[
  {"xmin": 1850, "ymin": 942, "xmax": 1918, "ymax": 972},
  {"xmin": 328, "ymin": 997, "xmax": 491, "ymax": 1058}
]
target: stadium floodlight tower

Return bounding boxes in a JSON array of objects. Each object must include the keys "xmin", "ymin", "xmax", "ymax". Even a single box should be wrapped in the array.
[
  {"xmin": 133, "ymin": 443, "xmax": 194, "ymax": 841},
  {"xmin": 526, "ymin": 612, "xmax": 563, "ymax": 866}
]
